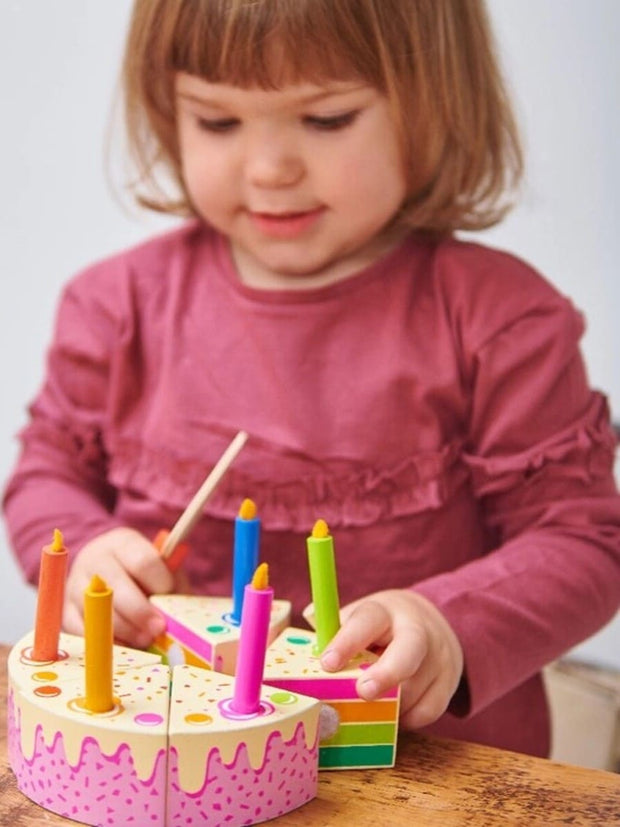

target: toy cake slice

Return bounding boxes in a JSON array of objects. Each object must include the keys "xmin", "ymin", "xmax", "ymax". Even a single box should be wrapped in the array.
[
  {"xmin": 149, "ymin": 593, "xmax": 291, "ymax": 673},
  {"xmin": 262, "ymin": 627, "xmax": 400, "ymax": 770},
  {"xmin": 8, "ymin": 631, "xmax": 171, "ymax": 826},
  {"xmin": 167, "ymin": 664, "xmax": 320, "ymax": 825}
]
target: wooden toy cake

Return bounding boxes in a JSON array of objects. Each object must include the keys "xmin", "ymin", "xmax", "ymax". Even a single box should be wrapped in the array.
[
  {"xmin": 7, "ymin": 631, "xmax": 320, "ymax": 827},
  {"xmin": 6, "ymin": 436, "xmax": 400, "ymax": 825}
]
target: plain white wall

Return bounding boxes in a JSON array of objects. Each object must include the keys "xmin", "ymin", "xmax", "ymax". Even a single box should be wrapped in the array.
[{"xmin": 1, "ymin": 2, "xmax": 618, "ymax": 666}]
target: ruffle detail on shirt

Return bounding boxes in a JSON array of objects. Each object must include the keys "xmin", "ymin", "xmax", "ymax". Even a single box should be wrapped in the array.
[
  {"xmin": 19, "ymin": 412, "xmax": 108, "ymax": 476},
  {"xmin": 108, "ymin": 436, "xmax": 470, "ymax": 532},
  {"xmin": 461, "ymin": 392, "xmax": 617, "ymax": 498}
]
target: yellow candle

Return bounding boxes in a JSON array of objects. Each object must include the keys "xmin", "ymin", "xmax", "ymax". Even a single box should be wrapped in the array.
[
  {"xmin": 32, "ymin": 528, "xmax": 68, "ymax": 662},
  {"xmin": 83, "ymin": 574, "xmax": 114, "ymax": 713}
]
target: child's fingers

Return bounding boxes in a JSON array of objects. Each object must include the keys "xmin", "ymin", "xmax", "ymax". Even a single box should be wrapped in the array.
[
  {"xmin": 108, "ymin": 573, "xmax": 166, "ymax": 648},
  {"xmin": 399, "ymin": 676, "xmax": 452, "ymax": 729},
  {"xmin": 65, "ymin": 535, "xmax": 168, "ymax": 649},
  {"xmin": 319, "ymin": 598, "xmax": 392, "ymax": 672},
  {"xmin": 355, "ymin": 625, "xmax": 429, "ymax": 701},
  {"xmin": 63, "ymin": 600, "xmax": 85, "ymax": 637},
  {"xmin": 113, "ymin": 536, "xmax": 175, "ymax": 596},
  {"xmin": 111, "ymin": 606, "xmax": 163, "ymax": 649},
  {"xmin": 64, "ymin": 565, "xmax": 158, "ymax": 648}
]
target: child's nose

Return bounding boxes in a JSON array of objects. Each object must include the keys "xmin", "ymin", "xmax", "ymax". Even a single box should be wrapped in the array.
[{"xmin": 245, "ymin": 133, "xmax": 304, "ymax": 188}]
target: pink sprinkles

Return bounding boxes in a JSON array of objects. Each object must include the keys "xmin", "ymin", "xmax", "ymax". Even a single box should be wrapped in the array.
[
  {"xmin": 8, "ymin": 688, "xmax": 318, "ymax": 827},
  {"xmin": 167, "ymin": 722, "xmax": 318, "ymax": 825},
  {"xmin": 7, "ymin": 692, "xmax": 167, "ymax": 826}
]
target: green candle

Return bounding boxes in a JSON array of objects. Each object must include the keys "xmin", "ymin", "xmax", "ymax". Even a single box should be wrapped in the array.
[{"xmin": 306, "ymin": 519, "xmax": 341, "ymax": 654}]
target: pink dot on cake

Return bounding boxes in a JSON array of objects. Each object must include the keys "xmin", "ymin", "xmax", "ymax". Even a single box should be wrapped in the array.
[{"xmin": 134, "ymin": 712, "xmax": 165, "ymax": 727}]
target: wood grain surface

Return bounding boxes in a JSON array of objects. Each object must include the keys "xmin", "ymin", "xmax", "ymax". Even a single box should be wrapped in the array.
[{"xmin": 1, "ymin": 643, "xmax": 618, "ymax": 826}]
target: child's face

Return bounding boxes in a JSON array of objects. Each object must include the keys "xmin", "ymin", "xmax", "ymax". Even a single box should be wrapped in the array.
[{"xmin": 175, "ymin": 72, "xmax": 408, "ymax": 289}]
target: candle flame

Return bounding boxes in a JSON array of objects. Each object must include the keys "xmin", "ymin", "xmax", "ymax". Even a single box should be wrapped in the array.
[
  {"xmin": 311, "ymin": 519, "xmax": 330, "ymax": 539},
  {"xmin": 238, "ymin": 498, "xmax": 257, "ymax": 520},
  {"xmin": 51, "ymin": 528, "xmax": 64, "ymax": 552},
  {"xmin": 88, "ymin": 574, "xmax": 109, "ymax": 594},
  {"xmin": 251, "ymin": 562, "xmax": 269, "ymax": 590}
]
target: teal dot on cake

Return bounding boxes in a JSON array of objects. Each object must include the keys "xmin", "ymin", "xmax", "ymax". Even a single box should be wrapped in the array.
[
  {"xmin": 206, "ymin": 624, "xmax": 228, "ymax": 634},
  {"xmin": 269, "ymin": 691, "xmax": 298, "ymax": 705},
  {"xmin": 285, "ymin": 635, "xmax": 311, "ymax": 645}
]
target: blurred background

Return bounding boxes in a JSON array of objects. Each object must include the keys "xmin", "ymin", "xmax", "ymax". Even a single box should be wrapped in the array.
[{"xmin": 0, "ymin": 1, "xmax": 618, "ymax": 746}]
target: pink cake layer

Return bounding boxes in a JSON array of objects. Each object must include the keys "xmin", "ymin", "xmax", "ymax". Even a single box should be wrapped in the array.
[
  {"xmin": 167, "ymin": 723, "xmax": 318, "ymax": 825},
  {"xmin": 9, "ymin": 689, "xmax": 318, "ymax": 827},
  {"xmin": 265, "ymin": 677, "xmax": 400, "ymax": 701},
  {"xmin": 8, "ymin": 690, "xmax": 167, "ymax": 826},
  {"xmin": 159, "ymin": 611, "xmax": 215, "ymax": 664}
]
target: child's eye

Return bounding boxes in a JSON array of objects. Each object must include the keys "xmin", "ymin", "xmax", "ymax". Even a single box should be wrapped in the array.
[
  {"xmin": 195, "ymin": 116, "xmax": 240, "ymax": 134},
  {"xmin": 303, "ymin": 110, "xmax": 359, "ymax": 131}
]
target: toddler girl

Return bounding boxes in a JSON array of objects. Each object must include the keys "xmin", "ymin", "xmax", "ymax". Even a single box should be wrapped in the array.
[{"xmin": 4, "ymin": 0, "xmax": 619, "ymax": 758}]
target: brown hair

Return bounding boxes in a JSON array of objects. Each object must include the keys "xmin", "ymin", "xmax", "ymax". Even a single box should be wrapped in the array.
[{"xmin": 122, "ymin": 0, "xmax": 522, "ymax": 234}]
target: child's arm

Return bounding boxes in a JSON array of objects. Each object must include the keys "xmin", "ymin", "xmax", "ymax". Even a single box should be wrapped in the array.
[
  {"xmin": 326, "ymin": 258, "xmax": 620, "ymax": 728},
  {"xmin": 3, "ymin": 272, "xmax": 123, "ymax": 584},
  {"xmin": 3, "ymin": 266, "xmax": 180, "ymax": 648},
  {"xmin": 320, "ymin": 589, "xmax": 464, "ymax": 729}
]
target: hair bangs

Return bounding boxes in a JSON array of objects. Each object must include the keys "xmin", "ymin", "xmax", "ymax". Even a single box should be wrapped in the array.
[
  {"xmin": 169, "ymin": 0, "xmax": 387, "ymax": 90},
  {"xmin": 123, "ymin": 0, "xmax": 523, "ymax": 232}
]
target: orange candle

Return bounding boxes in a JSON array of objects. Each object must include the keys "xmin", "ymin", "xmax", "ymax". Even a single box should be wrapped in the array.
[
  {"xmin": 83, "ymin": 574, "xmax": 114, "ymax": 713},
  {"xmin": 32, "ymin": 528, "xmax": 68, "ymax": 662}
]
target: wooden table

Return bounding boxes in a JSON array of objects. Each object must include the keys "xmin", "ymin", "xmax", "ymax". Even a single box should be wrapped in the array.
[{"xmin": 1, "ymin": 644, "xmax": 618, "ymax": 826}]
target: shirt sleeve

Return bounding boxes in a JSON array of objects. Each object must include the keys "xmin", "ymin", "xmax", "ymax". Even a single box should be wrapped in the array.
[
  {"xmin": 3, "ymin": 272, "xmax": 124, "ymax": 583},
  {"xmin": 413, "ymin": 281, "xmax": 620, "ymax": 718}
]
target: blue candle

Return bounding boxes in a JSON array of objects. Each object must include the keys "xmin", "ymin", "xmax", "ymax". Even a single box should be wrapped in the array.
[{"xmin": 230, "ymin": 498, "xmax": 260, "ymax": 625}]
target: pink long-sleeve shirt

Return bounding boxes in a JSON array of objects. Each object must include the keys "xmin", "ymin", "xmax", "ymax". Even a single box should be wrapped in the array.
[{"xmin": 4, "ymin": 222, "xmax": 620, "ymax": 756}]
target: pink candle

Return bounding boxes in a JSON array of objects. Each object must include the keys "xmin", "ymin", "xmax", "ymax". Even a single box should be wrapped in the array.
[{"xmin": 231, "ymin": 563, "xmax": 273, "ymax": 715}]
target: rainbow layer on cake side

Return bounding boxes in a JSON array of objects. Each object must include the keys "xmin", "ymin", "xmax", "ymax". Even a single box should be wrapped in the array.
[
  {"xmin": 262, "ymin": 627, "xmax": 400, "ymax": 770},
  {"xmin": 149, "ymin": 594, "xmax": 291, "ymax": 673},
  {"xmin": 8, "ymin": 630, "xmax": 320, "ymax": 827}
]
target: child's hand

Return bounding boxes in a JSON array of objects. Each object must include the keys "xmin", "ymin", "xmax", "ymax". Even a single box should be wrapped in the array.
[
  {"xmin": 63, "ymin": 527, "xmax": 180, "ymax": 649},
  {"xmin": 319, "ymin": 590, "xmax": 464, "ymax": 729}
]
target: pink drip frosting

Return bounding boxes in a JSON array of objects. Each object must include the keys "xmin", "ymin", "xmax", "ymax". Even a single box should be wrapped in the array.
[
  {"xmin": 8, "ymin": 690, "xmax": 318, "ymax": 827},
  {"xmin": 8, "ymin": 691, "xmax": 166, "ymax": 826},
  {"xmin": 167, "ymin": 723, "xmax": 318, "ymax": 825}
]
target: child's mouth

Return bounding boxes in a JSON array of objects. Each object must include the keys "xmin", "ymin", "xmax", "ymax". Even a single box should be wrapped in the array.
[{"xmin": 249, "ymin": 207, "xmax": 324, "ymax": 238}]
